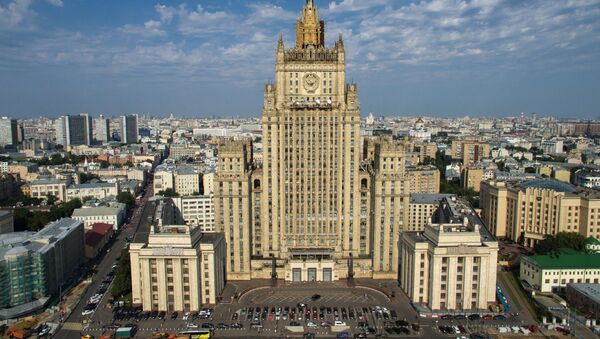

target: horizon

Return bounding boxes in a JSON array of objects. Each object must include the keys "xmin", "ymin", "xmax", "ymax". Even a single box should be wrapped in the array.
[{"xmin": 1, "ymin": 0, "xmax": 599, "ymax": 119}]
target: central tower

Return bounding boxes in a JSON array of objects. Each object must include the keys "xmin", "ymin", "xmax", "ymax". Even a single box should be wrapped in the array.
[{"xmin": 259, "ymin": 0, "xmax": 363, "ymax": 281}]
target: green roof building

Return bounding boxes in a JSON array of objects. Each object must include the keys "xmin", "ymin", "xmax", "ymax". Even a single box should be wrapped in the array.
[{"xmin": 520, "ymin": 251, "xmax": 600, "ymax": 293}]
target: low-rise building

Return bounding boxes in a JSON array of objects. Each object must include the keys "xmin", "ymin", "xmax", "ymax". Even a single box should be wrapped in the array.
[
  {"xmin": 0, "ymin": 211, "xmax": 14, "ymax": 234},
  {"xmin": 172, "ymin": 196, "xmax": 215, "ymax": 232},
  {"xmin": 0, "ymin": 218, "xmax": 84, "ymax": 319},
  {"xmin": 84, "ymin": 223, "xmax": 114, "ymax": 259},
  {"xmin": 66, "ymin": 182, "xmax": 119, "ymax": 201},
  {"xmin": 566, "ymin": 283, "xmax": 600, "ymax": 320},
  {"xmin": 30, "ymin": 178, "xmax": 68, "ymax": 202},
  {"xmin": 574, "ymin": 169, "xmax": 600, "ymax": 189},
  {"xmin": 520, "ymin": 251, "xmax": 600, "ymax": 293},
  {"xmin": 72, "ymin": 203, "xmax": 126, "ymax": 230},
  {"xmin": 400, "ymin": 196, "xmax": 498, "ymax": 311}
]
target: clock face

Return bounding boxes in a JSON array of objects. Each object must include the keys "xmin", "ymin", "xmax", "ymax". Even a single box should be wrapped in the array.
[{"xmin": 303, "ymin": 73, "xmax": 320, "ymax": 93}]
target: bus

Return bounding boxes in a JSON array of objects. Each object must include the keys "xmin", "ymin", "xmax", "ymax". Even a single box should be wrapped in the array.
[{"xmin": 178, "ymin": 330, "xmax": 211, "ymax": 339}]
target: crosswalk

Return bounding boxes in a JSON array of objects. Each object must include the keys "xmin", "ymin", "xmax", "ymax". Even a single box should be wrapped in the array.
[{"xmin": 61, "ymin": 322, "xmax": 83, "ymax": 331}]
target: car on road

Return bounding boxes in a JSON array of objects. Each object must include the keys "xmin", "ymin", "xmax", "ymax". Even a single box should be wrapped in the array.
[
  {"xmin": 468, "ymin": 314, "xmax": 481, "ymax": 320},
  {"xmin": 170, "ymin": 312, "xmax": 178, "ymax": 320},
  {"xmin": 334, "ymin": 320, "xmax": 347, "ymax": 326},
  {"xmin": 307, "ymin": 321, "xmax": 318, "ymax": 328},
  {"xmin": 493, "ymin": 314, "xmax": 506, "ymax": 320},
  {"xmin": 186, "ymin": 323, "xmax": 199, "ymax": 329}
]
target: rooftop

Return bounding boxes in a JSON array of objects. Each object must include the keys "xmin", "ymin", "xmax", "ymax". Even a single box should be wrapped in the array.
[
  {"xmin": 410, "ymin": 193, "xmax": 455, "ymax": 204},
  {"xmin": 519, "ymin": 179, "xmax": 577, "ymax": 193},
  {"xmin": 568, "ymin": 283, "xmax": 600, "ymax": 305},
  {"xmin": 72, "ymin": 205, "xmax": 125, "ymax": 217},
  {"xmin": 526, "ymin": 251, "xmax": 600, "ymax": 270},
  {"xmin": 68, "ymin": 182, "xmax": 117, "ymax": 189}
]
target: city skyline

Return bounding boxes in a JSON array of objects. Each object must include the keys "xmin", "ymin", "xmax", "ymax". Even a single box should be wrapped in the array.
[{"xmin": 1, "ymin": 0, "xmax": 600, "ymax": 118}]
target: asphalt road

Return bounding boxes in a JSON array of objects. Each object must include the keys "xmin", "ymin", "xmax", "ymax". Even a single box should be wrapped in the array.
[{"xmin": 54, "ymin": 177, "xmax": 154, "ymax": 339}]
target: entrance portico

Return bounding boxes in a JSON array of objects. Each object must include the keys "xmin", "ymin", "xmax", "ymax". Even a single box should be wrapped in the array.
[{"xmin": 285, "ymin": 248, "xmax": 338, "ymax": 282}]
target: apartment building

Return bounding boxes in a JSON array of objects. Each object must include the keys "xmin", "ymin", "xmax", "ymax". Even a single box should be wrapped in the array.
[
  {"xmin": 30, "ymin": 179, "xmax": 69, "ymax": 202},
  {"xmin": 407, "ymin": 194, "xmax": 454, "ymax": 232},
  {"xmin": 72, "ymin": 203, "xmax": 126, "ymax": 230},
  {"xmin": 451, "ymin": 138, "xmax": 490, "ymax": 165},
  {"xmin": 66, "ymin": 182, "xmax": 119, "ymax": 201},
  {"xmin": 406, "ymin": 165, "xmax": 441, "ymax": 194}
]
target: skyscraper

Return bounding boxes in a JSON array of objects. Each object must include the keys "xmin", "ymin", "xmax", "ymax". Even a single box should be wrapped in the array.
[
  {"xmin": 0, "ymin": 117, "xmax": 18, "ymax": 147},
  {"xmin": 54, "ymin": 113, "xmax": 93, "ymax": 146},
  {"xmin": 120, "ymin": 114, "xmax": 138, "ymax": 144},
  {"xmin": 94, "ymin": 114, "xmax": 111, "ymax": 143},
  {"xmin": 215, "ymin": 1, "xmax": 416, "ymax": 281}
]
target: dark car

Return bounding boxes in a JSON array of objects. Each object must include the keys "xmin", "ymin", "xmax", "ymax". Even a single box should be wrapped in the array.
[
  {"xmin": 201, "ymin": 323, "xmax": 215, "ymax": 329},
  {"xmin": 311, "ymin": 294, "xmax": 321, "ymax": 301},
  {"xmin": 454, "ymin": 314, "xmax": 466, "ymax": 320},
  {"xmin": 217, "ymin": 322, "xmax": 228, "ymax": 329},
  {"xmin": 440, "ymin": 314, "xmax": 453, "ymax": 320},
  {"xmin": 493, "ymin": 314, "xmax": 506, "ymax": 320},
  {"xmin": 468, "ymin": 314, "xmax": 481, "ymax": 321},
  {"xmin": 170, "ymin": 312, "xmax": 178, "ymax": 320},
  {"xmin": 158, "ymin": 311, "xmax": 166, "ymax": 320},
  {"xmin": 150, "ymin": 310, "xmax": 158, "ymax": 319}
]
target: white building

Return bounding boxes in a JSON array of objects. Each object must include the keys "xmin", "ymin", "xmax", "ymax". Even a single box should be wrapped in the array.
[
  {"xmin": 30, "ymin": 179, "xmax": 68, "ymax": 202},
  {"xmin": 574, "ymin": 169, "xmax": 600, "ymax": 189},
  {"xmin": 541, "ymin": 139, "xmax": 564, "ymax": 154},
  {"xmin": 172, "ymin": 196, "xmax": 215, "ymax": 232},
  {"xmin": 66, "ymin": 182, "xmax": 119, "ymax": 201},
  {"xmin": 520, "ymin": 251, "xmax": 600, "ymax": 293},
  {"xmin": 72, "ymin": 203, "xmax": 126, "ymax": 230}
]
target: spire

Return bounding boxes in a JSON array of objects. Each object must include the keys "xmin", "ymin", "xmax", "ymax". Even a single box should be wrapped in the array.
[
  {"xmin": 277, "ymin": 32, "xmax": 284, "ymax": 51},
  {"xmin": 296, "ymin": 0, "xmax": 325, "ymax": 48}
]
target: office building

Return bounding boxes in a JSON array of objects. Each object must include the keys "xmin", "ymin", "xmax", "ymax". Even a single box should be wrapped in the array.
[
  {"xmin": 480, "ymin": 179, "xmax": 600, "ymax": 247},
  {"xmin": 215, "ymin": 2, "xmax": 432, "ymax": 281},
  {"xmin": 0, "ymin": 218, "xmax": 84, "ymax": 319},
  {"xmin": 520, "ymin": 251, "xmax": 600, "ymax": 292},
  {"xmin": 541, "ymin": 139, "xmax": 564, "ymax": 154},
  {"xmin": 0, "ymin": 117, "xmax": 19, "ymax": 147},
  {"xmin": 94, "ymin": 114, "xmax": 111, "ymax": 143},
  {"xmin": 154, "ymin": 165, "xmax": 201, "ymax": 196},
  {"xmin": 129, "ymin": 199, "xmax": 226, "ymax": 311},
  {"xmin": 399, "ymin": 196, "xmax": 498, "ymax": 311},
  {"xmin": 173, "ymin": 196, "xmax": 215, "ymax": 232},
  {"xmin": 55, "ymin": 113, "xmax": 93, "ymax": 146},
  {"xmin": 120, "ymin": 114, "xmax": 139, "ymax": 144},
  {"xmin": 407, "ymin": 194, "xmax": 454, "ymax": 232}
]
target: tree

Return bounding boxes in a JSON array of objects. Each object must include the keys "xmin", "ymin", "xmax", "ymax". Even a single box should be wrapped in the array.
[
  {"xmin": 534, "ymin": 232, "xmax": 589, "ymax": 256},
  {"xmin": 158, "ymin": 188, "xmax": 179, "ymax": 198},
  {"xmin": 124, "ymin": 161, "xmax": 134, "ymax": 168},
  {"xmin": 99, "ymin": 160, "xmax": 110, "ymax": 169},
  {"xmin": 111, "ymin": 249, "xmax": 132, "ymax": 299},
  {"xmin": 117, "ymin": 191, "xmax": 135, "ymax": 210}
]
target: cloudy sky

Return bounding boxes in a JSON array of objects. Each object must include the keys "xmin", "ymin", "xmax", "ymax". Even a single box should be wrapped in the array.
[{"xmin": 1, "ymin": 0, "xmax": 599, "ymax": 118}]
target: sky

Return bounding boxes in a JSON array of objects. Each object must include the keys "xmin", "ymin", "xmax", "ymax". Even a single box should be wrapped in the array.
[{"xmin": 1, "ymin": 0, "xmax": 599, "ymax": 119}]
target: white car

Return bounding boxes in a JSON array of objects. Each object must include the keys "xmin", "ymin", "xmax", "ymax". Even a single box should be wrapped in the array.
[
  {"xmin": 81, "ymin": 309, "xmax": 94, "ymax": 316},
  {"xmin": 187, "ymin": 323, "xmax": 199, "ymax": 328},
  {"xmin": 334, "ymin": 321, "xmax": 346, "ymax": 326},
  {"xmin": 183, "ymin": 312, "xmax": 190, "ymax": 321},
  {"xmin": 307, "ymin": 322, "xmax": 318, "ymax": 328}
]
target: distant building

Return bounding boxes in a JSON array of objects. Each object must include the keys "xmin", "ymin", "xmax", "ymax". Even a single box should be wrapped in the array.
[
  {"xmin": 406, "ymin": 165, "xmax": 441, "ymax": 194},
  {"xmin": 541, "ymin": 139, "xmax": 564, "ymax": 154},
  {"xmin": 574, "ymin": 169, "xmax": 600, "ymax": 189},
  {"xmin": 55, "ymin": 113, "xmax": 93, "ymax": 146},
  {"xmin": 400, "ymin": 196, "xmax": 499, "ymax": 311},
  {"xmin": 461, "ymin": 166, "xmax": 484, "ymax": 192},
  {"xmin": 94, "ymin": 115, "xmax": 111, "ymax": 143},
  {"xmin": 30, "ymin": 178, "xmax": 69, "ymax": 202},
  {"xmin": 72, "ymin": 203, "xmax": 126, "ymax": 230},
  {"xmin": 0, "ymin": 218, "xmax": 84, "ymax": 319},
  {"xmin": 154, "ymin": 165, "xmax": 201, "ymax": 196},
  {"xmin": 0, "ymin": 117, "xmax": 19, "ymax": 147},
  {"xmin": 120, "ymin": 114, "xmax": 139, "ymax": 144},
  {"xmin": 451, "ymin": 138, "xmax": 490, "ymax": 165},
  {"xmin": 520, "ymin": 251, "xmax": 600, "ymax": 292},
  {"xmin": 169, "ymin": 144, "xmax": 202, "ymax": 160},
  {"xmin": 0, "ymin": 211, "xmax": 14, "ymax": 234},
  {"xmin": 66, "ymin": 182, "xmax": 119, "ymax": 201},
  {"xmin": 480, "ymin": 179, "xmax": 600, "ymax": 246},
  {"xmin": 407, "ymin": 194, "xmax": 454, "ymax": 232},
  {"xmin": 172, "ymin": 196, "xmax": 215, "ymax": 232}
]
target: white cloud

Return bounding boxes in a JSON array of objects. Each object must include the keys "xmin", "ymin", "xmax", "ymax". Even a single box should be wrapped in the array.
[
  {"xmin": 326, "ymin": 0, "xmax": 389, "ymax": 13},
  {"xmin": 245, "ymin": 3, "xmax": 296, "ymax": 24},
  {"xmin": 120, "ymin": 20, "xmax": 166, "ymax": 37},
  {"xmin": 46, "ymin": 0, "xmax": 63, "ymax": 7},
  {"xmin": 176, "ymin": 4, "xmax": 233, "ymax": 35},
  {"xmin": 155, "ymin": 4, "xmax": 176, "ymax": 23},
  {"xmin": 0, "ymin": 0, "xmax": 32, "ymax": 29}
]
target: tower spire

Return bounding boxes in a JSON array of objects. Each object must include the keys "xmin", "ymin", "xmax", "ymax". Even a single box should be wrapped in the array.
[{"xmin": 296, "ymin": 0, "xmax": 325, "ymax": 48}]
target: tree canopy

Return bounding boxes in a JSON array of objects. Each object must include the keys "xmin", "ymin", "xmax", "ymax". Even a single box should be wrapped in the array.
[
  {"xmin": 158, "ymin": 188, "xmax": 179, "ymax": 198},
  {"xmin": 534, "ymin": 232, "xmax": 589, "ymax": 256},
  {"xmin": 117, "ymin": 191, "xmax": 135, "ymax": 210}
]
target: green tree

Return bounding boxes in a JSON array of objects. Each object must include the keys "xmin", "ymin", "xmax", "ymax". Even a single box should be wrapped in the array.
[
  {"xmin": 534, "ymin": 232, "xmax": 589, "ymax": 255},
  {"xmin": 12, "ymin": 208, "xmax": 31, "ymax": 232},
  {"xmin": 99, "ymin": 160, "xmax": 110, "ymax": 169},
  {"xmin": 111, "ymin": 249, "xmax": 132, "ymax": 299},
  {"xmin": 158, "ymin": 188, "xmax": 179, "ymax": 198},
  {"xmin": 117, "ymin": 191, "xmax": 135, "ymax": 210}
]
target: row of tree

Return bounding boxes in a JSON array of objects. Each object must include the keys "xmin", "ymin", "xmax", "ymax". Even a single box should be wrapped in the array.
[
  {"xmin": 533, "ymin": 232, "xmax": 589, "ymax": 256},
  {"xmin": 13, "ymin": 198, "xmax": 83, "ymax": 232}
]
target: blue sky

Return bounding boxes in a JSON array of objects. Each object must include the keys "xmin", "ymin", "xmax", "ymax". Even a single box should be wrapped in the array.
[{"xmin": 1, "ymin": 0, "xmax": 599, "ymax": 119}]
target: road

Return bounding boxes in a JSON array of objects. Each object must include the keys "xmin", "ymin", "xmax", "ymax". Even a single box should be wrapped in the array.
[{"xmin": 54, "ymin": 176, "xmax": 154, "ymax": 339}]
